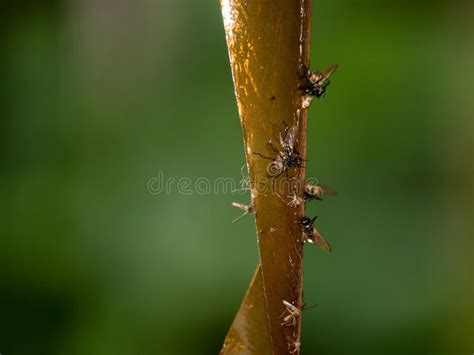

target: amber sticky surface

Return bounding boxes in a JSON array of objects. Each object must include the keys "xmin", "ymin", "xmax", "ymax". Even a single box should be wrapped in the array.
[
  {"xmin": 220, "ymin": 0, "xmax": 312, "ymax": 354},
  {"xmin": 220, "ymin": 265, "xmax": 271, "ymax": 354}
]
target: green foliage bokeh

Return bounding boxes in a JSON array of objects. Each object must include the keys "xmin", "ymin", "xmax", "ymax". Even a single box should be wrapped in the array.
[{"xmin": 1, "ymin": 1, "xmax": 473, "ymax": 354}]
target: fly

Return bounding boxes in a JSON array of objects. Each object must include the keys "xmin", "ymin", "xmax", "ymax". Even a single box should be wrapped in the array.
[
  {"xmin": 304, "ymin": 182, "xmax": 337, "ymax": 202},
  {"xmin": 288, "ymin": 337, "xmax": 301, "ymax": 354},
  {"xmin": 305, "ymin": 64, "xmax": 338, "ymax": 98},
  {"xmin": 302, "ymin": 64, "xmax": 338, "ymax": 108},
  {"xmin": 299, "ymin": 216, "xmax": 332, "ymax": 252},
  {"xmin": 287, "ymin": 191, "xmax": 304, "ymax": 207},
  {"xmin": 281, "ymin": 300, "xmax": 300, "ymax": 327},
  {"xmin": 254, "ymin": 121, "xmax": 304, "ymax": 179},
  {"xmin": 231, "ymin": 202, "xmax": 254, "ymax": 223}
]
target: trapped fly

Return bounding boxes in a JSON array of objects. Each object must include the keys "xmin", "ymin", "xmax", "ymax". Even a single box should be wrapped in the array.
[
  {"xmin": 287, "ymin": 337, "xmax": 301, "ymax": 354},
  {"xmin": 231, "ymin": 202, "xmax": 254, "ymax": 223},
  {"xmin": 299, "ymin": 216, "xmax": 332, "ymax": 252},
  {"xmin": 305, "ymin": 64, "xmax": 338, "ymax": 98},
  {"xmin": 304, "ymin": 182, "xmax": 337, "ymax": 202},
  {"xmin": 254, "ymin": 121, "xmax": 304, "ymax": 179},
  {"xmin": 302, "ymin": 64, "xmax": 338, "ymax": 108},
  {"xmin": 287, "ymin": 191, "xmax": 304, "ymax": 207},
  {"xmin": 281, "ymin": 300, "xmax": 300, "ymax": 327}
]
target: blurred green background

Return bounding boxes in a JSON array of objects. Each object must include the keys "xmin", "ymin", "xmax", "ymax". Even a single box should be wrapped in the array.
[{"xmin": 1, "ymin": 0, "xmax": 473, "ymax": 354}]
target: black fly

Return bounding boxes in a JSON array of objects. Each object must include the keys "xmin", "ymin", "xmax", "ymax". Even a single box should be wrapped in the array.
[
  {"xmin": 299, "ymin": 216, "xmax": 331, "ymax": 252},
  {"xmin": 304, "ymin": 64, "xmax": 338, "ymax": 98},
  {"xmin": 304, "ymin": 182, "xmax": 337, "ymax": 202},
  {"xmin": 253, "ymin": 121, "xmax": 304, "ymax": 180}
]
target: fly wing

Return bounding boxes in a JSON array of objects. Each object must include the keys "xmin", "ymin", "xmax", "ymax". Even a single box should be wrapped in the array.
[
  {"xmin": 272, "ymin": 124, "xmax": 284, "ymax": 146},
  {"xmin": 284, "ymin": 126, "xmax": 298, "ymax": 149},
  {"xmin": 320, "ymin": 184, "xmax": 338, "ymax": 196},
  {"xmin": 318, "ymin": 64, "xmax": 338, "ymax": 85},
  {"xmin": 312, "ymin": 227, "xmax": 332, "ymax": 253}
]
